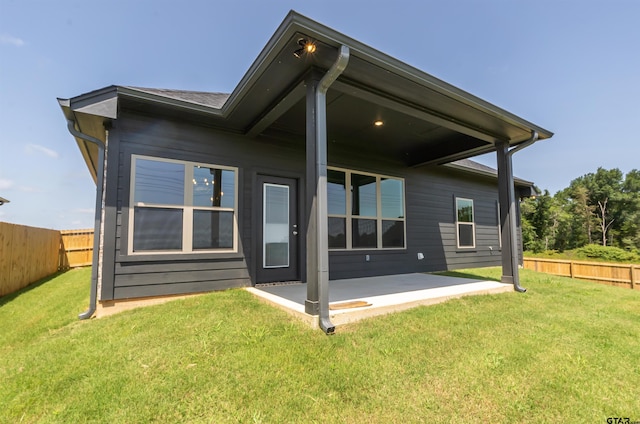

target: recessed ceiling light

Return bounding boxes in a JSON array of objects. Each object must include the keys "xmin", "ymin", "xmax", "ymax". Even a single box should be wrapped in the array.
[{"xmin": 374, "ymin": 120, "xmax": 384, "ymax": 127}]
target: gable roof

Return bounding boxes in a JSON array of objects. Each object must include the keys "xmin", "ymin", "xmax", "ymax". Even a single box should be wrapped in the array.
[{"xmin": 59, "ymin": 10, "xmax": 552, "ymax": 181}]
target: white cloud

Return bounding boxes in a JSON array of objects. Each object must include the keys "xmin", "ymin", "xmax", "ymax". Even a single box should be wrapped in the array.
[
  {"xmin": 0, "ymin": 34, "xmax": 25, "ymax": 47},
  {"xmin": 25, "ymin": 144, "xmax": 59, "ymax": 159},
  {"xmin": 0, "ymin": 179, "xmax": 14, "ymax": 190},
  {"xmin": 18, "ymin": 186, "xmax": 41, "ymax": 193}
]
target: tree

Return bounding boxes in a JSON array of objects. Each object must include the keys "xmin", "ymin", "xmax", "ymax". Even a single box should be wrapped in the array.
[
  {"xmin": 620, "ymin": 169, "xmax": 640, "ymax": 250},
  {"xmin": 566, "ymin": 168, "xmax": 624, "ymax": 248},
  {"xmin": 561, "ymin": 184, "xmax": 595, "ymax": 248},
  {"xmin": 521, "ymin": 189, "xmax": 555, "ymax": 252},
  {"xmin": 521, "ymin": 167, "xmax": 640, "ymax": 253},
  {"xmin": 521, "ymin": 189, "xmax": 570, "ymax": 252}
]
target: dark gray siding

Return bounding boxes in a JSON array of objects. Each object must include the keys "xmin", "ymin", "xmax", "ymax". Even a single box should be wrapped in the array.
[
  {"xmin": 101, "ymin": 111, "xmax": 514, "ymax": 300},
  {"xmin": 104, "ymin": 111, "xmax": 307, "ymax": 300},
  {"xmin": 326, "ymin": 145, "xmax": 504, "ymax": 280}
]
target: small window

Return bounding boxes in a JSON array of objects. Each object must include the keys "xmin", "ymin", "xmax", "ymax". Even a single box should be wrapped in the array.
[
  {"xmin": 129, "ymin": 155, "xmax": 238, "ymax": 254},
  {"xmin": 456, "ymin": 197, "xmax": 475, "ymax": 248}
]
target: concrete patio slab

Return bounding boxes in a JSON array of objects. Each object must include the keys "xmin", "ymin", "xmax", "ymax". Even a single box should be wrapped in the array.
[{"xmin": 246, "ymin": 273, "xmax": 512, "ymax": 329}]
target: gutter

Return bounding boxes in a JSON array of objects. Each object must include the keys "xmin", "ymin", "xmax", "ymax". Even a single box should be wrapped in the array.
[
  {"xmin": 505, "ymin": 130, "xmax": 539, "ymax": 293},
  {"xmin": 315, "ymin": 45, "xmax": 350, "ymax": 334},
  {"xmin": 65, "ymin": 119, "xmax": 105, "ymax": 319}
]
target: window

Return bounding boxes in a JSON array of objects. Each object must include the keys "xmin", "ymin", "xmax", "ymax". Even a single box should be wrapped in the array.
[
  {"xmin": 456, "ymin": 197, "xmax": 475, "ymax": 248},
  {"xmin": 328, "ymin": 167, "xmax": 405, "ymax": 250},
  {"xmin": 129, "ymin": 155, "xmax": 237, "ymax": 254}
]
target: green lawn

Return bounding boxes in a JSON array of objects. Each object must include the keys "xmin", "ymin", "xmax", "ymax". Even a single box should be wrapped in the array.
[{"xmin": 1, "ymin": 267, "xmax": 638, "ymax": 423}]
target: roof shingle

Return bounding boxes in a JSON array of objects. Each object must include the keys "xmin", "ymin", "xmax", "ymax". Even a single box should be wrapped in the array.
[{"xmin": 126, "ymin": 87, "xmax": 230, "ymax": 109}]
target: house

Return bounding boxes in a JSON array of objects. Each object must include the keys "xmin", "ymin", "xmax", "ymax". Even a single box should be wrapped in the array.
[{"xmin": 58, "ymin": 11, "xmax": 552, "ymax": 330}]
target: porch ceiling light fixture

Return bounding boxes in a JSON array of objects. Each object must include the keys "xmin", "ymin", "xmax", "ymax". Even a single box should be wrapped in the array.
[
  {"xmin": 293, "ymin": 38, "xmax": 316, "ymax": 58},
  {"xmin": 373, "ymin": 120, "xmax": 384, "ymax": 127}
]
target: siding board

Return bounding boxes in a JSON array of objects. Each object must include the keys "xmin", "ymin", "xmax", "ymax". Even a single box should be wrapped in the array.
[
  {"xmin": 113, "ymin": 278, "xmax": 248, "ymax": 299},
  {"xmin": 101, "ymin": 111, "xmax": 520, "ymax": 300},
  {"xmin": 114, "ymin": 268, "xmax": 249, "ymax": 287},
  {"xmin": 114, "ymin": 259, "xmax": 247, "ymax": 275}
]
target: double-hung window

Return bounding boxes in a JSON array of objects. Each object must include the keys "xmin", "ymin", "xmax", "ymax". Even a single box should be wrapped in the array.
[
  {"xmin": 129, "ymin": 155, "xmax": 237, "ymax": 254},
  {"xmin": 456, "ymin": 197, "xmax": 475, "ymax": 248},
  {"xmin": 328, "ymin": 168, "xmax": 405, "ymax": 250}
]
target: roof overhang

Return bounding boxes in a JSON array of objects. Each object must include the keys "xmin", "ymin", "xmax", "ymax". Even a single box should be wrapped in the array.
[{"xmin": 59, "ymin": 10, "xmax": 553, "ymax": 179}]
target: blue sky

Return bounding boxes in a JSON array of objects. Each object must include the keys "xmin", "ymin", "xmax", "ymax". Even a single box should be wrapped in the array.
[{"xmin": 1, "ymin": 0, "xmax": 638, "ymax": 230}]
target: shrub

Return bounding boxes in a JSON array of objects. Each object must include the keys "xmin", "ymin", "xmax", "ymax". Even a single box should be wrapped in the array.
[{"xmin": 575, "ymin": 244, "xmax": 640, "ymax": 263}]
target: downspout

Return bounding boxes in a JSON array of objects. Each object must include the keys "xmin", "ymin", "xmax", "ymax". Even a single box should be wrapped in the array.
[
  {"xmin": 505, "ymin": 130, "xmax": 539, "ymax": 293},
  {"xmin": 315, "ymin": 45, "xmax": 350, "ymax": 334},
  {"xmin": 66, "ymin": 119, "xmax": 105, "ymax": 319}
]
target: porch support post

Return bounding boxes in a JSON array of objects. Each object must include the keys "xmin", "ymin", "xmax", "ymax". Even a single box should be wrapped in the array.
[
  {"xmin": 305, "ymin": 71, "xmax": 323, "ymax": 316},
  {"xmin": 304, "ymin": 46, "xmax": 350, "ymax": 334},
  {"xmin": 496, "ymin": 140, "xmax": 523, "ymax": 291}
]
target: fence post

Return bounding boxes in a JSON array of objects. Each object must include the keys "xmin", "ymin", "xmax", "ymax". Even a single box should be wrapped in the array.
[
  {"xmin": 631, "ymin": 265, "xmax": 636, "ymax": 290},
  {"xmin": 569, "ymin": 261, "xmax": 574, "ymax": 279}
]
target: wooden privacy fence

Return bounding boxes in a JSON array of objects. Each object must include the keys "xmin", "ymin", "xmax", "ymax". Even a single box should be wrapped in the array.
[
  {"xmin": 59, "ymin": 229, "xmax": 94, "ymax": 269},
  {"xmin": 523, "ymin": 257, "xmax": 639, "ymax": 290},
  {"xmin": 0, "ymin": 223, "xmax": 93, "ymax": 297}
]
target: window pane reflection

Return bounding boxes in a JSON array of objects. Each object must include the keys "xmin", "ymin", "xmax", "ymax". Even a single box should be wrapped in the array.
[
  {"xmin": 458, "ymin": 223, "xmax": 474, "ymax": 247},
  {"xmin": 381, "ymin": 178, "xmax": 404, "ymax": 218},
  {"xmin": 133, "ymin": 207, "xmax": 183, "ymax": 251},
  {"xmin": 328, "ymin": 217, "xmax": 346, "ymax": 249},
  {"xmin": 134, "ymin": 159, "xmax": 184, "ymax": 205},
  {"xmin": 193, "ymin": 210, "xmax": 234, "ymax": 249},
  {"xmin": 352, "ymin": 173, "xmax": 377, "ymax": 217},
  {"xmin": 193, "ymin": 167, "xmax": 235, "ymax": 208},
  {"xmin": 382, "ymin": 220, "xmax": 404, "ymax": 248},
  {"xmin": 328, "ymin": 170, "xmax": 346, "ymax": 215},
  {"xmin": 457, "ymin": 199, "xmax": 474, "ymax": 222},
  {"xmin": 352, "ymin": 218, "xmax": 377, "ymax": 248}
]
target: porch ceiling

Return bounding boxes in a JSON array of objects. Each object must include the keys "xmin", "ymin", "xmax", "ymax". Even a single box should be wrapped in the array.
[{"xmin": 261, "ymin": 90, "xmax": 490, "ymax": 167}]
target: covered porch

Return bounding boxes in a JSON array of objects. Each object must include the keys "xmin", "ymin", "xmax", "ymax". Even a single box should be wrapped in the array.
[
  {"xmin": 59, "ymin": 11, "xmax": 552, "ymax": 327},
  {"xmin": 247, "ymin": 273, "xmax": 512, "ymax": 328}
]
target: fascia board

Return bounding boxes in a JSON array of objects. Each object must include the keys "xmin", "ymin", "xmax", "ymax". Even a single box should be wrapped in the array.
[
  {"xmin": 444, "ymin": 161, "xmax": 535, "ymax": 187},
  {"xmin": 57, "ymin": 101, "xmax": 99, "ymax": 184}
]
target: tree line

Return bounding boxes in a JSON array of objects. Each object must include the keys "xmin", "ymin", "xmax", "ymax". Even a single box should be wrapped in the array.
[{"xmin": 521, "ymin": 167, "xmax": 640, "ymax": 253}]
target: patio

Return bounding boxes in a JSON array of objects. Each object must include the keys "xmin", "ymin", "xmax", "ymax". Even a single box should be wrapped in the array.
[{"xmin": 246, "ymin": 273, "xmax": 512, "ymax": 328}]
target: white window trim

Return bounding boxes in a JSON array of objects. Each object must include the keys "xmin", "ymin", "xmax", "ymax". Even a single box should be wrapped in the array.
[
  {"xmin": 128, "ymin": 154, "xmax": 238, "ymax": 255},
  {"xmin": 328, "ymin": 166, "xmax": 406, "ymax": 251},
  {"xmin": 456, "ymin": 197, "xmax": 476, "ymax": 249}
]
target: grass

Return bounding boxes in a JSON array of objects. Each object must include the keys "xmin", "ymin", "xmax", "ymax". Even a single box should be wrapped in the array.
[{"xmin": 1, "ymin": 267, "xmax": 639, "ymax": 423}]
